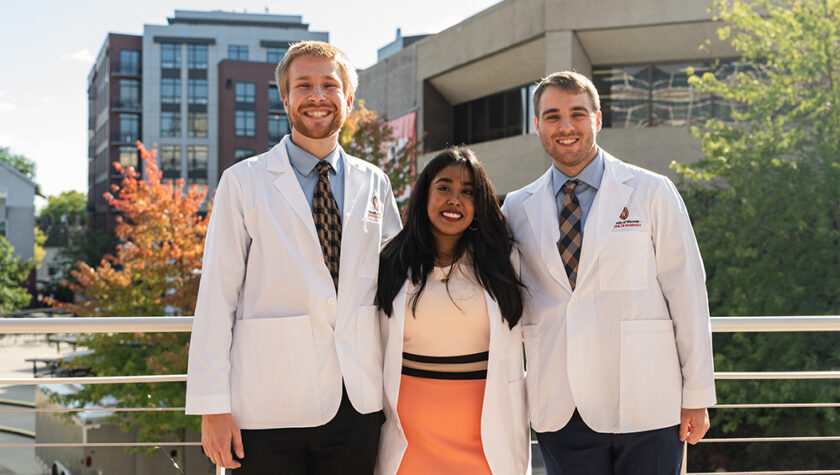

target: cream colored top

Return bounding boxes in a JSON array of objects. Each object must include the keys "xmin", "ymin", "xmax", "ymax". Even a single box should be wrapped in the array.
[{"xmin": 402, "ymin": 258, "xmax": 490, "ymax": 376}]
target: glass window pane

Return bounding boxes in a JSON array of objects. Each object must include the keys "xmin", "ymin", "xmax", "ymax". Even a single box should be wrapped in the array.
[
  {"xmin": 161, "ymin": 43, "xmax": 181, "ymax": 69},
  {"xmin": 161, "ymin": 78, "xmax": 181, "ymax": 104},
  {"xmin": 236, "ymin": 82, "xmax": 256, "ymax": 103},
  {"xmin": 119, "ymin": 114, "xmax": 139, "ymax": 142},
  {"xmin": 120, "ymin": 50, "xmax": 140, "ymax": 75},
  {"xmin": 651, "ymin": 63, "xmax": 711, "ymax": 126},
  {"xmin": 188, "ymin": 112, "xmax": 208, "ymax": 138},
  {"xmin": 188, "ymin": 44, "xmax": 208, "ymax": 69},
  {"xmin": 160, "ymin": 145, "xmax": 181, "ymax": 180},
  {"xmin": 235, "ymin": 149, "xmax": 254, "ymax": 162},
  {"xmin": 235, "ymin": 110, "xmax": 255, "ymax": 136},
  {"xmin": 228, "ymin": 45, "xmax": 249, "ymax": 61},
  {"xmin": 188, "ymin": 79, "xmax": 208, "ymax": 104},
  {"xmin": 266, "ymin": 47, "xmax": 286, "ymax": 64},
  {"xmin": 592, "ymin": 65, "xmax": 651, "ymax": 128},
  {"xmin": 119, "ymin": 79, "xmax": 140, "ymax": 109},
  {"xmin": 119, "ymin": 146, "xmax": 138, "ymax": 170},
  {"xmin": 160, "ymin": 111, "xmax": 181, "ymax": 137},
  {"xmin": 269, "ymin": 113, "xmax": 289, "ymax": 145},
  {"xmin": 268, "ymin": 87, "xmax": 282, "ymax": 110}
]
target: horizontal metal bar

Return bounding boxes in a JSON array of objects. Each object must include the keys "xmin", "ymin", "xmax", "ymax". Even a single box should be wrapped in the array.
[
  {"xmin": 689, "ymin": 471, "xmax": 840, "ymax": 474},
  {"xmin": 0, "ymin": 374, "xmax": 186, "ymax": 386},
  {"xmin": 0, "ymin": 442, "xmax": 201, "ymax": 448},
  {"xmin": 0, "ymin": 407, "xmax": 184, "ymax": 413},
  {"xmin": 0, "ymin": 316, "xmax": 193, "ymax": 334},
  {"xmin": 713, "ymin": 403, "xmax": 840, "ymax": 409},
  {"xmin": 715, "ymin": 371, "xmax": 840, "ymax": 380},
  {"xmin": 1, "ymin": 316, "xmax": 838, "ymax": 335},
  {"xmin": 711, "ymin": 316, "xmax": 840, "ymax": 332},
  {"xmin": 702, "ymin": 436, "xmax": 840, "ymax": 443}
]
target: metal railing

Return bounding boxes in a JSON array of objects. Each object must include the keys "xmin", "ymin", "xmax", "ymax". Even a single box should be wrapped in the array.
[{"xmin": 1, "ymin": 315, "xmax": 839, "ymax": 475}]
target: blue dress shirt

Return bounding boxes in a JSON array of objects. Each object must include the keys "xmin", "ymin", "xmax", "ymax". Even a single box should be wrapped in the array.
[
  {"xmin": 551, "ymin": 148, "xmax": 605, "ymax": 236},
  {"xmin": 284, "ymin": 135, "xmax": 346, "ymax": 214}
]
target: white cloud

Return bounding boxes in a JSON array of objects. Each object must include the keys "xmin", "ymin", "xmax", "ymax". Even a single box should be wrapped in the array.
[
  {"xmin": 42, "ymin": 96, "xmax": 55, "ymax": 103},
  {"xmin": 63, "ymin": 48, "xmax": 95, "ymax": 63},
  {"xmin": 0, "ymin": 90, "xmax": 6, "ymax": 97},
  {"xmin": 0, "ymin": 103, "xmax": 15, "ymax": 113}
]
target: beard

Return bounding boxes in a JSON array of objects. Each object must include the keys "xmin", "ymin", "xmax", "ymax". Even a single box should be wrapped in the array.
[{"xmin": 287, "ymin": 107, "xmax": 345, "ymax": 140}]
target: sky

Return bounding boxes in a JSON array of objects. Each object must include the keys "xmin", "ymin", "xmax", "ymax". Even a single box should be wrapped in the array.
[{"xmin": 0, "ymin": 0, "xmax": 501, "ymax": 207}]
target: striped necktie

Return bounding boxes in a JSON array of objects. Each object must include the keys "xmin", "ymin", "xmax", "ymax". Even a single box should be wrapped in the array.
[
  {"xmin": 557, "ymin": 179, "xmax": 582, "ymax": 290},
  {"xmin": 313, "ymin": 160, "xmax": 342, "ymax": 290}
]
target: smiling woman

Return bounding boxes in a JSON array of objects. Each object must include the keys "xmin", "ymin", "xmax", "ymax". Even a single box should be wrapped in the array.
[{"xmin": 376, "ymin": 147, "xmax": 530, "ymax": 475}]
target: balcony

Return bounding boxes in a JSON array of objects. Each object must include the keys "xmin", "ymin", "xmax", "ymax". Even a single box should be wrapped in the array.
[
  {"xmin": 1, "ymin": 316, "xmax": 838, "ymax": 475},
  {"xmin": 112, "ymin": 99, "xmax": 142, "ymax": 112}
]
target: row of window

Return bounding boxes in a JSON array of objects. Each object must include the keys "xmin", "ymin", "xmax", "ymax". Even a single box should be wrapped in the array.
[
  {"xmin": 161, "ymin": 111, "xmax": 208, "ymax": 138},
  {"xmin": 234, "ymin": 111, "xmax": 289, "ymax": 140},
  {"xmin": 160, "ymin": 43, "xmax": 287, "ymax": 69},
  {"xmin": 453, "ymin": 60, "xmax": 747, "ymax": 146},
  {"xmin": 119, "ymin": 50, "xmax": 141, "ymax": 75},
  {"xmin": 158, "ymin": 145, "xmax": 209, "ymax": 185},
  {"xmin": 161, "ymin": 78, "xmax": 208, "ymax": 104}
]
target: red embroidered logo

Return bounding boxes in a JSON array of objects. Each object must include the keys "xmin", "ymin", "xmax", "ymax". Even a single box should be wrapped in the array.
[
  {"xmin": 372, "ymin": 195, "xmax": 380, "ymax": 212},
  {"xmin": 619, "ymin": 207, "xmax": 629, "ymax": 220}
]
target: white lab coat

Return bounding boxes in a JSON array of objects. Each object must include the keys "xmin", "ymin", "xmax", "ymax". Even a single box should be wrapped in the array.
[
  {"xmin": 185, "ymin": 136, "xmax": 401, "ymax": 429},
  {"xmin": 502, "ymin": 150, "xmax": 716, "ymax": 434},
  {"xmin": 376, "ymin": 278, "xmax": 530, "ymax": 475}
]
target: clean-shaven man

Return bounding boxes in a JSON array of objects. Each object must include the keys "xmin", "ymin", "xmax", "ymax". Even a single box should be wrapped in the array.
[
  {"xmin": 502, "ymin": 71, "xmax": 716, "ymax": 474},
  {"xmin": 186, "ymin": 41, "xmax": 401, "ymax": 474}
]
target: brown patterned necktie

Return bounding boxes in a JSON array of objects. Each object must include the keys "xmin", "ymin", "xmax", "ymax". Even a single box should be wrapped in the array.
[
  {"xmin": 557, "ymin": 179, "xmax": 582, "ymax": 290},
  {"xmin": 313, "ymin": 160, "xmax": 342, "ymax": 290}
]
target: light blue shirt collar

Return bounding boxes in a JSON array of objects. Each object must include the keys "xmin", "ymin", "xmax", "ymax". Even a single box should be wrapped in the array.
[
  {"xmin": 551, "ymin": 148, "xmax": 605, "ymax": 197},
  {"xmin": 285, "ymin": 136, "xmax": 343, "ymax": 177}
]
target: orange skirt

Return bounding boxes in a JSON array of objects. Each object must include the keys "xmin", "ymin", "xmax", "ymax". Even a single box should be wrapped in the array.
[{"xmin": 396, "ymin": 374, "xmax": 491, "ymax": 475}]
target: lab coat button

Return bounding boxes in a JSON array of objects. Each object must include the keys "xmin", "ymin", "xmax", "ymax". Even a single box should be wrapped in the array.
[{"xmin": 327, "ymin": 297, "xmax": 335, "ymax": 304}]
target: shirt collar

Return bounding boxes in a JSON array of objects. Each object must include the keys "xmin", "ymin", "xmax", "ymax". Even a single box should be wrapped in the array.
[
  {"xmin": 551, "ymin": 148, "xmax": 605, "ymax": 196},
  {"xmin": 285, "ymin": 134, "xmax": 343, "ymax": 176}
]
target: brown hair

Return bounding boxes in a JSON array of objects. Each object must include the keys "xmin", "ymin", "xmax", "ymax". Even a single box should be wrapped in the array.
[
  {"xmin": 274, "ymin": 41, "xmax": 358, "ymax": 100},
  {"xmin": 532, "ymin": 71, "xmax": 601, "ymax": 115}
]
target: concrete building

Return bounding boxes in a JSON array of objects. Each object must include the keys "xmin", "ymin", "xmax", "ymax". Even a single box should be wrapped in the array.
[
  {"xmin": 0, "ymin": 159, "xmax": 36, "ymax": 261},
  {"xmin": 357, "ymin": 0, "xmax": 739, "ymax": 195},
  {"xmin": 87, "ymin": 10, "xmax": 327, "ymax": 232}
]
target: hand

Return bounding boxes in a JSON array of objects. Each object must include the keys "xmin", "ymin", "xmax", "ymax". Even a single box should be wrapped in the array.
[
  {"xmin": 202, "ymin": 413, "xmax": 244, "ymax": 468},
  {"xmin": 679, "ymin": 407, "xmax": 710, "ymax": 445}
]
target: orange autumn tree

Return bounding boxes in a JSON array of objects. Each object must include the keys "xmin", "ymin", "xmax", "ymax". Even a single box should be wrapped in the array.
[{"xmin": 52, "ymin": 141, "xmax": 209, "ymax": 442}]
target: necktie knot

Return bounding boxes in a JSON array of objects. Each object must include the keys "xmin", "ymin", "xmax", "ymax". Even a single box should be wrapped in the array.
[
  {"xmin": 315, "ymin": 160, "xmax": 333, "ymax": 177},
  {"xmin": 562, "ymin": 179, "xmax": 580, "ymax": 195}
]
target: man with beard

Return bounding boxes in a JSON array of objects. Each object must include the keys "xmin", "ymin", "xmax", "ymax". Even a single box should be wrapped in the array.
[
  {"xmin": 186, "ymin": 41, "xmax": 401, "ymax": 474},
  {"xmin": 501, "ymin": 71, "xmax": 716, "ymax": 474}
]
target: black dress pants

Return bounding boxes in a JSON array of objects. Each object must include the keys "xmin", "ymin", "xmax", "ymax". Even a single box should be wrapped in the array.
[
  {"xmin": 536, "ymin": 410, "xmax": 683, "ymax": 475},
  {"xmin": 232, "ymin": 387, "xmax": 384, "ymax": 475}
]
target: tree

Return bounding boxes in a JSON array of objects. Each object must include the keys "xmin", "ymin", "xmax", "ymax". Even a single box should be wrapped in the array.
[
  {"xmin": 39, "ymin": 191, "xmax": 87, "ymax": 244},
  {"xmin": 51, "ymin": 141, "xmax": 209, "ymax": 443},
  {"xmin": 0, "ymin": 146, "xmax": 36, "ymax": 180},
  {"xmin": 0, "ymin": 235, "xmax": 33, "ymax": 313},
  {"xmin": 340, "ymin": 100, "xmax": 420, "ymax": 209},
  {"xmin": 677, "ymin": 0, "xmax": 840, "ymax": 470}
]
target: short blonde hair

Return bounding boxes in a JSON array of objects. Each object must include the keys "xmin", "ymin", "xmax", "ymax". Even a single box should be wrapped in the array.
[{"xmin": 275, "ymin": 41, "xmax": 358, "ymax": 100}]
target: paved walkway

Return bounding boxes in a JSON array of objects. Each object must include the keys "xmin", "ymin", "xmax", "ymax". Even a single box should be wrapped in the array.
[{"xmin": 0, "ymin": 334, "xmax": 78, "ymax": 475}]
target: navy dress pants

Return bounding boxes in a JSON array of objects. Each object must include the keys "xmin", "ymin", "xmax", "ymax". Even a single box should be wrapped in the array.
[
  {"xmin": 536, "ymin": 410, "xmax": 683, "ymax": 475},
  {"xmin": 232, "ymin": 386, "xmax": 384, "ymax": 475}
]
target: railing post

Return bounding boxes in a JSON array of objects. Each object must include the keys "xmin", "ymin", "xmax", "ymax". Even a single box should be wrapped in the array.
[
  {"xmin": 216, "ymin": 465, "xmax": 225, "ymax": 475},
  {"xmin": 681, "ymin": 442, "xmax": 687, "ymax": 475}
]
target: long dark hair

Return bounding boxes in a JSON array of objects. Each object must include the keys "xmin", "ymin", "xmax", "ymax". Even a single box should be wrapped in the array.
[{"xmin": 377, "ymin": 147, "xmax": 523, "ymax": 328}]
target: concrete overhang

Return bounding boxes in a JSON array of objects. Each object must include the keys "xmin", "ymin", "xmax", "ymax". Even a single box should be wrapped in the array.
[
  {"xmin": 426, "ymin": 36, "xmax": 546, "ymax": 106},
  {"xmin": 577, "ymin": 20, "xmax": 738, "ymax": 65}
]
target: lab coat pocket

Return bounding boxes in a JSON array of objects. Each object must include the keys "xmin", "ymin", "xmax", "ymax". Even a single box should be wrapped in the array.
[
  {"xmin": 599, "ymin": 230, "xmax": 650, "ymax": 291},
  {"xmin": 230, "ymin": 314, "xmax": 319, "ymax": 426},
  {"xmin": 619, "ymin": 319, "xmax": 682, "ymax": 430},
  {"xmin": 356, "ymin": 305, "xmax": 384, "ymax": 409},
  {"xmin": 521, "ymin": 324, "xmax": 540, "ymax": 422}
]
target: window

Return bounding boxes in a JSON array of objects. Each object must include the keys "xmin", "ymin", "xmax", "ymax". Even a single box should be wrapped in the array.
[
  {"xmin": 266, "ymin": 47, "xmax": 286, "ymax": 64},
  {"xmin": 119, "ymin": 114, "xmax": 140, "ymax": 143},
  {"xmin": 187, "ymin": 146, "xmax": 208, "ymax": 185},
  {"xmin": 235, "ymin": 82, "xmax": 256, "ymax": 103},
  {"xmin": 161, "ymin": 111, "xmax": 181, "ymax": 137},
  {"xmin": 188, "ymin": 112, "xmax": 208, "ymax": 138},
  {"xmin": 119, "ymin": 146, "xmax": 138, "ymax": 170},
  {"xmin": 159, "ymin": 145, "xmax": 181, "ymax": 180},
  {"xmin": 228, "ymin": 45, "xmax": 248, "ymax": 61},
  {"xmin": 235, "ymin": 110, "xmax": 255, "ymax": 136},
  {"xmin": 268, "ymin": 113, "xmax": 289, "ymax": 145},
  {"xmin": 0, "ymin": 188, "xmax": 7, "ymax": 208},
  {"xmin": 454, "ymin": 84, "xmax": 531, "ymax": 146},
  {"xmin": 120, "ymin": 50, "xmax": 140, "ymax": 75},
  {"xmin": 268, "ymin": 87, "xmax": 283, "ymax": 110},
  {"xmin": 235, "ymin": 149, "xmax": 254, "ymax": 162},
  {"xmin": 188, "ymin": 44, "xmax": 208, "ymax": 69},
  {"xmin": 161, "ymin": 78, "xmax": 181, "ymax": 104},
  {"xmin": 0, "ymin": 219, "xmax": 6, "ymax": 238},
  {"xmin": 161, "ymin": 43, "xmax": 181, "ymax": 69},
  {"xmin": 591, "ymin": 61, "xmax": 742, "ymax": 128},
  {"xmin": 118, "ymin": 79, "xmax": 140, "ymax": 109},
  {"xmin": 188, "ymin": 79, "xmax": 208, "ymax": 105}
]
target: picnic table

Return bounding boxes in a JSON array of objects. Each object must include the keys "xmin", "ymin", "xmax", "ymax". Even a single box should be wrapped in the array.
[
  {"xmin": 24, "ymin": 350, "xmax": 93, "ymax": 377},
  {"xmin": 47, "ymin": 335, "xmax": 78, "ymax": 352}
]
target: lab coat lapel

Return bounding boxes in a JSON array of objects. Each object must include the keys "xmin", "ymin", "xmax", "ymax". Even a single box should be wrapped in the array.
[
  {"xmin": 338, "ymin": 156, "xmax": 366, "ymax": 285},
  {"xmin": 267, "ymin": 138, "xmax": 319, "ymax": 245},
  {"xmin": 577, "ymin": 152, "xmax": 633, "ymax": 284},
  {"xmin": 523, "ymin": 168, "xmax": 573, "ymax": 292}
]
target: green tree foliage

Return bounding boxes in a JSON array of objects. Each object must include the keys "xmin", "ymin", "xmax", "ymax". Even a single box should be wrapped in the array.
[
  {"xmin": 0, "ymin": 146, "xmax": 37, "ymax": 180},
  {"xmin": 677, "ymin": 0, "xmax": 840, "ymax": 470},
  {"xmin": 340, "ymin": 100, "xmax": 420, "ymax": 209},
  {"xmin": 0, "ymin": 235, "xmax": 33, "ymax": 313}
]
